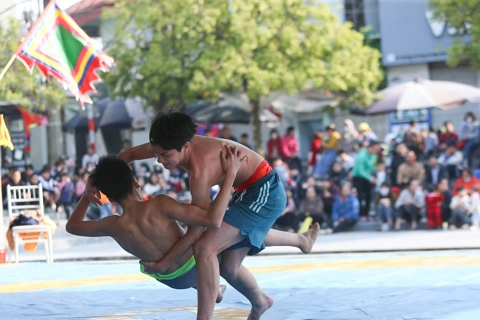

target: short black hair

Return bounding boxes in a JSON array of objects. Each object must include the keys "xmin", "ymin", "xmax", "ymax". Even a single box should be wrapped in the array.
[
  {"xmin": 149, "ymin": 110, "xmax": 198, "ymax": 151},
  {"xmin": 89, "ymin": 155, "xmax": 134, "ymax": 203},
  {"xmin": 286, "ymin": 126, "xmax": 295, "ymax": 134},
  {"xmin": 241, "ymin": 133, "xmax": 248, "ymax": 138}
]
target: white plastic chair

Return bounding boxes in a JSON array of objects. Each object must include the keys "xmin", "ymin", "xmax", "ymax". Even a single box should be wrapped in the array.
[{"xmin": 7, "ymin": 184, "xmax": 53, "ymax": 263}]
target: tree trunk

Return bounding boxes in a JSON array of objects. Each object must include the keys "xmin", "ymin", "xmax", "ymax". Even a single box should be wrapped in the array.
[{"xmin": 251, "ymin": 100, "xmax": 263, "ymax": 155}]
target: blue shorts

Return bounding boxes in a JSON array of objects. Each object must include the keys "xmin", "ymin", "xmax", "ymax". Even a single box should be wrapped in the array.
[{"xmin": 223, "ymin": 170, "xmax": 287, "ymax": 255}]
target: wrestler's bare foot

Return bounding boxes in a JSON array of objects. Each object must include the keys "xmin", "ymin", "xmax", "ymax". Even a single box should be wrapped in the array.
[
  {"xmin": 216, "ymin": 285, "xmax": 227, "ymax": 303},
  {"xmin": 299, "ymin": 222, "xmax": 320, "ymax": 254},
  {"xmin": 247, "ymin": 294, "xmax": 274, "ymax": 320}
]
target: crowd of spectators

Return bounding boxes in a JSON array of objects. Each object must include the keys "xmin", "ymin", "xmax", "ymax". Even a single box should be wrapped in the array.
[{"xmin": 3, "ymin": 114, "xmax": 480, "ymax": 235}]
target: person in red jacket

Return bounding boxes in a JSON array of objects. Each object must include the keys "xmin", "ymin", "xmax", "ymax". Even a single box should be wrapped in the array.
[
  {"xmin": 308, "ymin": 131, "xmax": 323, "ymax": 175},
  {"xmin": 424, "ymin": 184, "xmax": 444, "ymax": 229},
  {"xmin": 453, "ymin": 168, "xmax": 480, "ymax": 195},
  {"xmin": 266, "ymin": 129, "xmax": 283, "ymax": 164}
]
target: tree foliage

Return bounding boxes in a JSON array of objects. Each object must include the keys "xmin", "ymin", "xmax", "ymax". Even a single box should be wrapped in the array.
[
  {"xmin": 429, "ymin": 0, "xmax": 480, "ymax": 68},
  {"xmin": 0, "ymin": 19, "xmax": 67, "ymax": 110},
  {"xmin": 104, "ymin": 0, "xmax": 383, "ymax": 150}
]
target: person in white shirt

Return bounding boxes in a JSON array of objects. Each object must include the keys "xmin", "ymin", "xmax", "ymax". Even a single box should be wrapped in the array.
[
  {"xmin": 449, "ymin": 186, "xmax": 471, "ymax": 230},
  {"xmin": 469, "ymin": 185, "xmax": 480, "ymax": 230},
  {"xmin": 82, "ymin": 146, "xmax": 99, "ymax": 169},
  {"xmin": 394, "ymin": 179, "xmax": 425, "ymax": 231}
]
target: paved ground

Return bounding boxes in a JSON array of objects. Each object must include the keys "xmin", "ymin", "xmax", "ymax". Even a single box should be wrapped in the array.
[
  {"xmin": 3, "ymin": 217, "xmax": 480, "ymax": 262},
  {"xmin": 2, "ymin": 251, "xmax": 480, "ymax": 319}
]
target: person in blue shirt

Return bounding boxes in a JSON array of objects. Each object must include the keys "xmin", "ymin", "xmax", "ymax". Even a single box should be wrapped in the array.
[{"xmin": 331, "ymin": 181, "xmax": 360, "ymax": 233}]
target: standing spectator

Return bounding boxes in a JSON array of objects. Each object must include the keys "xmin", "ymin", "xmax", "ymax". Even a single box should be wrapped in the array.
[
  {"xmin": 338, "ymin": 119, "xmax": 358, "ymax": 156},
  {"xmin": 438, "ymin": 178, "xmax": 452, "ymax": 224},
  {"xmin": 307, "ymin": 131, "xmax": 323, "ymax": 175},
  {"xmin": 424, "ymin": 154, "xmax": 448, "ymax": 189},
  {"xmin": 422, "ymin": 126, "xmax": 439, "ymax": 157},
  {"xmin": 449, "ymin": 186, "xmax": 471, "ymax": 229},
  {"xmin": 319, "ymin": 179, "xmax": 340, "ymax": 220},
  {"xmin": 219, "ymin": 125, "xmax": 237, "ymax": 142},
  {"xmin": 403, "ymin": 120, "xmax": 424, "ymax": 158},
  {"xmin": 395, "ymin": 179, "xmax": 425, "ymax": 230},
  {"xmin": 390, "ymin": 143, "xmax": 408, "ymax": 188},
  {"xmin": 298, "ymin": 187, "xmax": 326, "ymax": 229},
  {"xmin": 375, "ymin": 182, "xmax": 396, "ymax": 231},
  {"xmin": 452, "ymin": 168, "xmax": 480, "ymax": 195},
  {"xmin": 121, "ymin": 139, "xmax": 132, "ymax": 152},
  {"xmin": 21, "ymin": 165, "xmax": 35, "ymax": 184},
  {"xmin": 281, "ymin": 126, "xmax": 301, "ymax": 171},
  {"xmin": 424, "ymin": 184, "xmax": 444, "ymax": 229},
  {"xmin": 356, "ymin": 122, "xmax": 378, "ymax": 148},
  {"xmin": 397, "ymin": 150, "xmax": 425, "ymax": 189},
  {"xmin": 331, "ymin": 182, "xmax": 360, "ymax": 233},
  {"xmin": 459, "ymin": 112, "xmax": 479, "ymax": 167},
  {"xmin": 57, "ymin": 173, "xmax": 75, "ymax": 218},
  {"xmin": 266, "ymin": 129, "xmax": 283, "ymax": 164},
  {"xmin": 314, "ymin": 124, "xmax": 341, "ymax": 178},
  {"xmin": 75, "ymin": 171, "xmax": 89, "ymax": 203},
  {"xmin": 272, "ymin": 157, "xmax": 290, "ymax": 189},
  {"xmin": 438, "ymin": 121, "xmax": 459, "ymax": 153},
  {"xmin": 239, "ymin": 133, "xmax": 252, "ymax": 149},
  {"xmin": 352, "ymin": 140, "xmax": 380, "ymax": 221},
  {"xmin": 82, "ymin": 146, "xmax": 99, "ymax": 169},
  {"xmin": 438, "ymin": 142, "xmax": 463, "ymax": 181}
]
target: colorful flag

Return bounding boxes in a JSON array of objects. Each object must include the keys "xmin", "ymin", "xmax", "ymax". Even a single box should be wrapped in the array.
[
  {"xmin": 14, "ymin": 0, "xmax": 114, "ymax": 104},
  {"xmin": 0, "ymin": 115, "xmax": 14, "ymax": 151}
]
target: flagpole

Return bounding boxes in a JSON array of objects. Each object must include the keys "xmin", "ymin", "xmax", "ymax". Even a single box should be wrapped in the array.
[
  {"xmin": 85, "ymin": 102, "xmax": 96, "ymax": 151},
  {"xmin": 0, "ymin": 55, "xmax": 16, "ymax": 80}
]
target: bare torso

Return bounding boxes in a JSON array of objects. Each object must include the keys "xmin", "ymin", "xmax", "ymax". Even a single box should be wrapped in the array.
[
  {"xmin": 188, "ymin": 135, "xmax": 264, "ymax": 188},
  {"xmin": 106, "ymin": 196, "xmax": 192, "ymax": 273}
]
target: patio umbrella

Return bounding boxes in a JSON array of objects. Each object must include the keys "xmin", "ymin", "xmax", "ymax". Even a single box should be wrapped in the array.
[
  {"xmin": 62, "ymin": 98, "xmax": 108, "ymax": 132},
  {"xmin": 182, "ymin": 93, "xmax": 279, "ymax": 124},
  {"xmin": 99, "ymin": 99, "xmax": 133, "ymax": 132},
  {"xmin": 362, "ymin": 78, "xmax": 480, "ymax": 115}
]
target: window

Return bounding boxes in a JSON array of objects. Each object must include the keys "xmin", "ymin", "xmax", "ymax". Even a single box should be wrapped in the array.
[{"xmin": 345, "ymin": 0, "xmax": 365, "ymax": 31}]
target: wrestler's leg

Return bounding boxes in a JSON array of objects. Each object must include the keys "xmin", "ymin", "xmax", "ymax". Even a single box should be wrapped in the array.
[
  {"xmin": 264, "ymin": 223, "xmax": 320, "ymax": 253},
  {"xmin": 220, "ymin": 248, "xmax": 274, "ymax": 320},
  {"xmin": 192, "ymin": 222, "xmax": 245, "ymax": 320}
]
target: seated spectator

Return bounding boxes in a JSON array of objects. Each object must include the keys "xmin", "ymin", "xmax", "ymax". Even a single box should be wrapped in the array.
[
  {"xmin": 403, "ymin": 120, "xmax": 424, "ymax": 158},
  {"xmin": 298, "ymin": 186, "xmax": 326, "ymax": 228},
  {"xmin": 21, "ymin": 165, "xmax": 35, "ymax": 184},
  {"xmin": 449, "ymin": 186, "xmax": 471, "ymax": 229},
  {"xmin": 453, "ymin": 168, "xmax": 480, "ymax": 195},
  {"xmin": 375, "ymin": 182, "xmax": 396, "ymax": 231},
  {"xmin": 424, "ymin": 154, "xmax": 448, "ymax": 189},
  {"xmin": 397, "ymin": 151, "xmax": 425, "ymax": 189},
  {"xmin": 375, "ymin": 162, "xmax": 387, "ymax": 192},
  {"xmin": 144, "ymin": 173, "xmax": 161, "ymax": 199},
  {"xmin": 327, "ymin": 161, "xmax": 348, "ymax": 188},
  {"xmin": 4, "ymin": 169, "xmax": 25, "ymax": 207},
  {"xmin": 156, "ymin": 176, "xmax": 172, "ymax": 196},
  {"xmin": 437, "ymin": 178, "xmax": 452, "ymax": 224},
  {"xmin": 38, "ymin": 167, "xmax": 60, "ymax": 211},
  {"xmin": 168, "ymin": 167, "xmax": 186, "ymax": 193},
  {"xmin": 319, "ymin": 179, "xmax": 340, "ymax": 219},
  {"xmin": 337, "ymin": 149, "xmax": 355, "ymax": 172},
  {"xmin": 422, "ymin": 126, "xmax": 439, "ymax": 157},
  {"xmin": 390, "ymin": 143, "xmax": 408, "ymax": 188},
  {"xmin": 469, "ymin": 185, "xmax": 480, "ymax": 230},
  {"xmin": 314, "ymin": 124, "xmax": 341, "ymax": 179},
  {"xmin": 272, "ymin": 157, "xmax": 291, "ymax": 189},
  {"xmin": 57, "ymin": 173, "xmax": 75, "ymax": 218},
  {"xmin": 424, "ymin": 184, "xmax": 444, "ymax": 230},
  {"xmin": 274, "ymin": 190, "xmax": 299, "ymax": 232},
  {"xmin": 395, "ymin": 179, "xmax": 425, "ymax": 231},
  {"xmin": 438, "ymin": 142, "xmax": 463, "ymax": 181},
  {"xmin": 438, "ymin": 121, "xmax": 459, "ymax": 153},
  {"xmin": 331, "ymin": 181, "xmax": 359, "ymax": 233}
]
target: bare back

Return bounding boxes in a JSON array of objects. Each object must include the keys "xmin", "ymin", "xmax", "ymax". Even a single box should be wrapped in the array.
[
  {"xmin": 106, "ymin": 196, "xmax": 192, "ymax": 273},
  {"xmin": 189, "ymin": 135, "xmax": 264, "ymax": 188}
]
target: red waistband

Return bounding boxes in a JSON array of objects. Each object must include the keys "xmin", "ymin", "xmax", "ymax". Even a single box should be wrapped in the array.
[{"xmin": 234, "ymin": 160, "xmax": 272, "ymax": 192}]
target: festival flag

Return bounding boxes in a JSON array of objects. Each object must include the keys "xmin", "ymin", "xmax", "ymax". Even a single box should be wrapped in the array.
[
  {"xmin": 8, "ymin": 0, "xmax": 114, "ymax": 104},
  {"xmin": 0, "ymin": 115, "xmax": 14, "ymax": 151}
]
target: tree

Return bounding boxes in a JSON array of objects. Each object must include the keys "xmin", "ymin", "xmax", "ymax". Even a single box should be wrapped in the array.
[
  {"xmin": 104, "ymin": 0, "xmax": 383, "ymax": 151},
  {"xmin": 429, "ymin": 0, "xmax": 480, "ymax": 68},
  {"xmin": 0, "ymin": 18, "xmax": 67, "ymax": 110}
]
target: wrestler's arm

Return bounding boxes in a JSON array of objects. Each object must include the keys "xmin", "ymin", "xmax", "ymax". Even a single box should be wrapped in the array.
[{"xmin": 66, "ymin": 195, "xmax": 117, "ymax": 237}]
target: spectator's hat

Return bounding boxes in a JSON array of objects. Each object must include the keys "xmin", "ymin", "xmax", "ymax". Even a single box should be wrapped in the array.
[
  {"xmin": 326, "ymin": 124, "xmax": 336, "ymax": 131},
  {"xmin": 358, "ymin": 122, "xmax": 371, "ymax": 132}
]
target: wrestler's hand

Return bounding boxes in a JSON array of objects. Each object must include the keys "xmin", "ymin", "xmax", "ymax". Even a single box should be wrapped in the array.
[
  {"xmin": 220, "ymin": 145, "xmax": 246, "ymax": 177},
  {"xmin": 139, "ymin": 260, "xmax": 167, "ymax": 274},
  {"xmin": 84, "ymin": 176, "xmax": 103, "ymax": 207}
]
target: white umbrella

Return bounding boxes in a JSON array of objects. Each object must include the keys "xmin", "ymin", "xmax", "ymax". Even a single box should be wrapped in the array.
[{"xmin": 365, "ymin": 78, "xmax": 480, "ymax": 115}]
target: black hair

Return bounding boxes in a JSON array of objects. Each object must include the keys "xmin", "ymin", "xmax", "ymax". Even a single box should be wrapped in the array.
[
  {"xmin": 89, "ymin": 155, "xmax": 134, "ymax": 203},
  {"xmin": 241, "ymin": 133, "xmax": 248, "ymax": 138},
  {"xmin": 465, "ymin": 112, "xmax": 476, "ymax": 121},
  {"xmin": 427, "ymin": 184, "xmax": 436, "ymax": 193},
  {"xmin": 286, "ymin": 126, "xmax": 295, "ymax": 134},
  {"xmin": 149, "ymin": 110, "xmax": 198, "ymax": 151}
]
